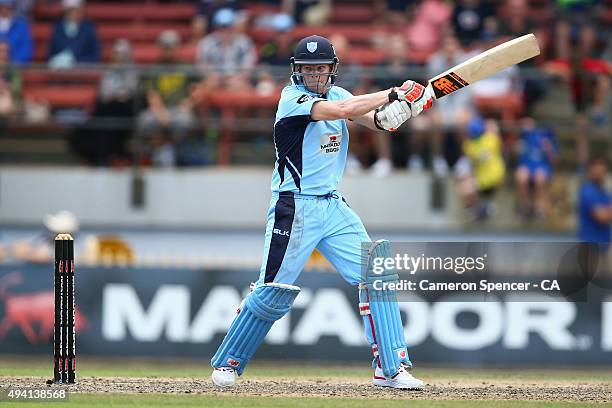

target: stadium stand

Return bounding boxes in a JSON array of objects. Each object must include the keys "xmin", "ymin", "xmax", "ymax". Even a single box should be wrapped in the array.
[{"xmin": 0, "ymin": 0, "xmax": 607, "ymax": 173}]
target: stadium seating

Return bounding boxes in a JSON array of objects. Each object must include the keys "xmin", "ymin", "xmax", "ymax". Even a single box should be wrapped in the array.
[
  {"xmin": 33, "ymin": 3, "xmax": 196, "ymax": 22},
  {"xmin": 20, "ymin": 0, "xmax": 610, "ymax": 169},
  {"xmin": 23, "ymin": 86, "xmax": 97, "ymax": 110}
]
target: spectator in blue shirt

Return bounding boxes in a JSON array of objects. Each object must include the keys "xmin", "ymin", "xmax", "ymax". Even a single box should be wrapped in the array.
[
  {"xmin": 0, "ymin": 0, "xmax": 33, "ymax": 64},
  {"xmin": 578, "ymin": 155, "xmax": 612, "ymax": 243},
  {"xmin": 48, "ymin": 0, "xmax": 100, "ymax": 68},
  {"xmin": 515, "ymin": 117, "xmax": 558, "ymax": 221}
]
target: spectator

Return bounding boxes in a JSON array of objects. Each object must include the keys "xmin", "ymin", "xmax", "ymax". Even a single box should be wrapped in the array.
[
  {"xmin": 0, "ymin": 0, "xmax": 32, "ymax": 64},
  {"xmin": 0, "ymin": 41, "xmax": 20, "ymax": 125},
  {"xmin": 514, "ymin": 117, "xmax": 558, "ymax": 221},
  {"xmin": 450, "ymin": 0, "xmax": 496, "ymax": 47},
  {"xmin": 259, "ymin": 13, "xmax": 295, "ymax": 67},
  {"xmin": 497, "ymin": 0, "xmax": 536, "ymax": 39},
  {"xmin": 372, "ymin": 34, "xmax": 424, "ymax": 176},
  {"xmin": 98, "ymin": 39, "xmax": 138, "ymax": 106},
  {"xmin": 375, "ymin": 0, "xmax": 418, "ymax": 25},
  {"xmin": 190, "ymin": 14, "xmax": 207, "ymax": 47},
  {"xmin": 545, "ymin": 23, "xmax": 610, "ymax": 168},
  {"xmin": 48, "ymin": 0, "xmax": 100, "ymax": 68},
  {"xmin": 328, "ymin": 34, "xmax": 369, "ymax": 175},
  {"xmin": 405, "ymin": 0, "xmax": 452, "ymax": 53},
  {"xmin": 456, "ymin": 116, "xmax": 506, "ymax": 220},
  {"xmin": 138, "ymin": 30, "xmax": 196, "ymax": 167},
  {"xmin": 497, "ymin": 0, "xmax": 548, "ymax": 111},
  {"xmin": 282, "ymin": 0, "xmax": 331, "ymax": 26},
  {"xmin": 578, "ymin": 155, "xmax": 612, "ymax": 244},
  {"xmin": 71, "ymin": 39, "xmax": 137, "ymax": 166},
  {"xmin": 254, "ymin": 70, "xmax": 277, "ymax": 96},
  {"xmin": 196, "ymin": 8, "xmax": 256, "ymax": 82},
  {"xmin": 329, "ymin": 34, "xmax": 366, "ymax": 95},
  {"xmin": 0, "ymin": 240, "xmax": 4, "ymax": 262},
  {"xmin": 470, "ymin": 38, "xmax": 521, "ymax": 99},
  {"xmin": 423, "ymin": 33, "xmax": 476, "ymax": 175},
  {"xmin": 196, "ymin": 0, "xmax": 245, "ymax": 34},
  {"xmin": 13, "ymin": 0, "xmax": 33, "ymax": 17},
  {"xmin": 547, "ymin": 5, "xmax": 611, "ymax": 125},
  {"xmin": 11, "ymin": 211, "xmax": 79, "ymax": 264}
]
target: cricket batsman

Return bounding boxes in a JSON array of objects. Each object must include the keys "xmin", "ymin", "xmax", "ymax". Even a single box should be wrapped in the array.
[{"xmin": 211, "ymin": 35, "xmax": 435, "ymax": 389}]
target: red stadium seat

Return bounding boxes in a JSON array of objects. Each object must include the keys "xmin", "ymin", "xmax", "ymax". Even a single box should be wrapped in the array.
[
  {"xmin": 31, "ymin": 23, "xmax": 52, "ymax": 42},
  {"xmin": 97, "ymin": 24, "xmax": 191, "ymax": 43},
  {"xmin": 329, "ymin": 5, "xmax": 373, "ymax": 24},
  {"xmin": 207, "ymin": 91, "xmax": 279, "ymax": 109},
  {"xmin": 291, "ymin": 25, "xmax": 382, "ymax": 46},
  {"xmin": 127, "ymin": 44, "xmax": 195, "ymax": 64},
  {"xmin": 205, "ymin": 90, "xmax": 281, "ymax": 165},
  {"xmin": 603, "ymin": 8, "xmax": 612, "ymax": 24},
  {"xmin": 250, "ymin": 25, "xmax": 384, "ymax": 47},
  {"xmin": 528, "ymin": 6, "xmax": 554, "ymax": 25},
  {"xmin": 33, "ymin": 3, "xmax": 196, "ymax": 22},
  {"xmin": 409, "ymin": 49, "xmax": 435, "ymax": 65},
  {"xmin": 344, "ymin": 48, "xmax": 387, "ymax": 66},
  {"xmin": 244, "ymin": 3, "xmax": 281, "ymax": 16},
  {"xmin": 177, "ymin": 45, "xmax": 197, "ymax": 62},
  {"xmin": 22, "ymin": 70, "xmax": 103, "ymax": 85},
  {"xmin": 248, "ymin": 28, "xmax": 277, "ymax": 44},
  {"xmin": 23, "ymin": 86, "xmax": 98, "ymax": 110}
]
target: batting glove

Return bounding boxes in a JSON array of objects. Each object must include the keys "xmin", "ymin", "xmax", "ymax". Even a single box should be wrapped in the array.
[
  {"xmin": 374, "ymin": 100, "xmax": 411, "ymax": 132},
  {"xmin": 389, "ymin": 80, "xmax": 435, "ymax": 118}
]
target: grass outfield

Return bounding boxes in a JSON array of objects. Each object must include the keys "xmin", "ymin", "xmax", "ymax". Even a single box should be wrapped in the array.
[
  {"xmin": 2, "ymin": 357, "xmax": 612, "ymax": 381},
  {"xmin": 2, "ymin": 395, "xmax": 610, "ymax": 408},
  {"xmin": 1, "ymin": 357, "xmax": 611, "ymax": 407}
]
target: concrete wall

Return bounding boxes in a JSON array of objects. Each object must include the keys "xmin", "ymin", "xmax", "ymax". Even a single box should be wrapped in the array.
[{"xmin": 0, "ymin": 167, "xmax": 454, "ymax": 230}]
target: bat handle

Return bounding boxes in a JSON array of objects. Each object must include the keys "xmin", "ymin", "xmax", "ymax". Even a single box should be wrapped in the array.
[{"xmin": 426, "ymin": 83, "xmax": 437, "ymax": 100}]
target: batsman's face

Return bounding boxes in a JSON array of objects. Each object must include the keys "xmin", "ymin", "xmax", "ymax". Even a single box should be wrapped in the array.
[{"xmin": 300, "ymin": 64, "xmax": 332, "ymax": 94}]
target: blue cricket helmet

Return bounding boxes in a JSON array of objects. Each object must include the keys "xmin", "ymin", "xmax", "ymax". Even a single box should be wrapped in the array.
[{"xmin": 290, "ymin": 35, "xmax": 339, "ymax": 94}]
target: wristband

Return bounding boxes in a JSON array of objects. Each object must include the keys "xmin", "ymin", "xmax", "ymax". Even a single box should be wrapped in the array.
[
  {"xmin": 373, "ymin": 108, "xmax": 385, "ymax": 131},
  {"xmin": 388, "ymin": 88, "xmax": 398, "ymax": 103}
]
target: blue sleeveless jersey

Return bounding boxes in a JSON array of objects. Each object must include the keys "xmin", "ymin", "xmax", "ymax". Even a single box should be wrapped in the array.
[{"xmin": 271, "ymin": 84, "xmax": 353, "ymax": 195}]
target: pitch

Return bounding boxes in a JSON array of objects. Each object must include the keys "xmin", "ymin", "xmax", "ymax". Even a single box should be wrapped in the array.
[{"xmin": 1, "ymin": 357, "xmax": 611, "ymax": 407}]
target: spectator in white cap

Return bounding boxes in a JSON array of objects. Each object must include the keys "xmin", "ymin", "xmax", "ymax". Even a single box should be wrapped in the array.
[
  {"xmin": 195, "ymin": 0, "xmax": 246, "ymax": 35},
  {"xmin": 11, "ymin": 211, "xmax": 80, "ymax": 264},
  {"xmin": 0, "ymin": 0, "xmax": 33, "ymax": 64},
  {"xmin": 196, "ymin": 7, "xmax": 256, "ymax": 80},
  {"xmin": 48, "ymin": 0, "xmax": 100, "ymax": 68}
]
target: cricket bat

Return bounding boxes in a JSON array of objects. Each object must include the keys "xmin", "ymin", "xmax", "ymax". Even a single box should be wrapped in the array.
[{"xmin": 427, "ymin": 34, "xmax": 540, "ymax": 99}]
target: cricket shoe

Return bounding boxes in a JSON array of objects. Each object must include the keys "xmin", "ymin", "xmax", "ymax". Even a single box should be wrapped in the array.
[
  {"xmin": 212, "ymin": 367, "xmax": 236, "ymax": 387},
  {"xmin": 373, "ymin": 364, "xmax": 424, "ymax": 389}
]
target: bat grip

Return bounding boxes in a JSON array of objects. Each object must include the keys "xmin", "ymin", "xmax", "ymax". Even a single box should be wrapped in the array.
[{"xmin": 426, "ymin": 83, "xmax": 437, "ymax": 100}]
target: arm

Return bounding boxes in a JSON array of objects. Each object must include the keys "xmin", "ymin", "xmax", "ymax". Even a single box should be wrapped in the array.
[
  {"xmin": 311, "ymin": 89, "xmax": 392, "ymax": 121},
  {"xmin": 591, "ymin": 206, "xmax": 612, "ymax": 224},
  {"xmin": 351, "ymin": 111, "xmax": 380, "ymax": 131},
  {"xmin": 147, "ymin": 91, "xmax": 170, "ymax": 124},
  {"xmin": 313, "ymin": 80, "xmax": 435, "ymax": 128},
  {"xmin": 583, "ymin": 185, "xmax": 612, "ymax": 225}
]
